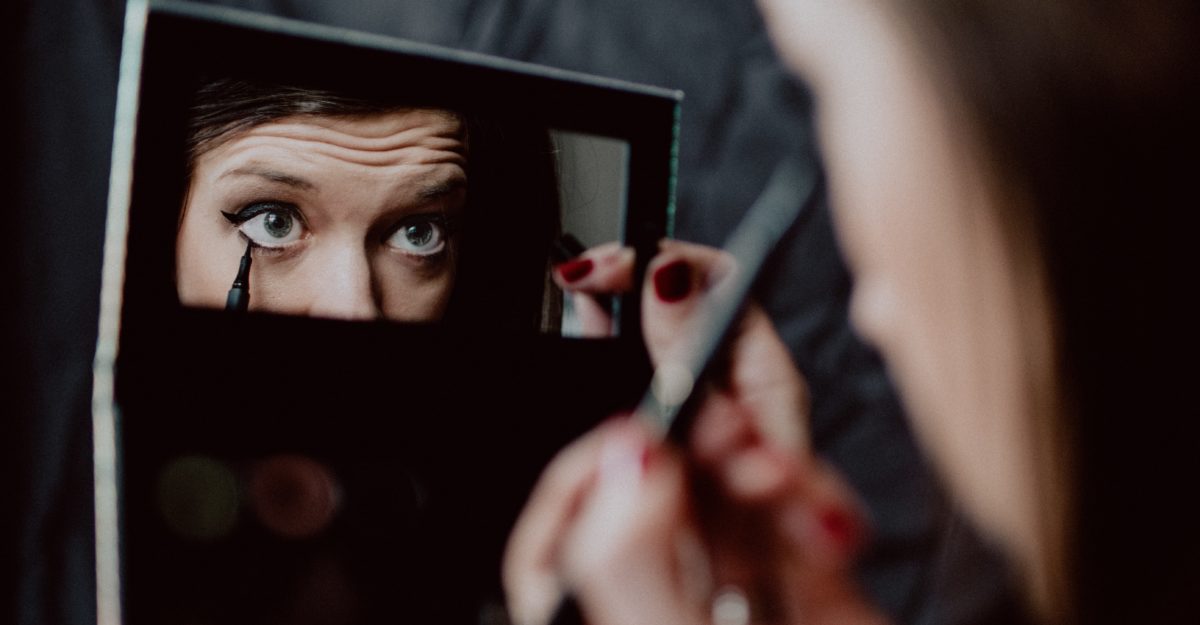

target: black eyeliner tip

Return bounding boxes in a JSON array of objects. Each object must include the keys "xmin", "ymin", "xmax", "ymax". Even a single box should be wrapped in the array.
[
  {"xmin": 225, "ymin": 239, "xmax": 254, "ymax": 313},
  {"xmin": 221, "ymin": 211, "xmax": 240, "ymax": 225}
]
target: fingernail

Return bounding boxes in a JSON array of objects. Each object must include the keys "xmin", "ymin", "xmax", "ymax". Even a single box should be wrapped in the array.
[
  {"xmin": 557, "ymin": 258, "xmax": 594, "ymax": 283},
  {"xmin": 818, "ymin": 507, "xmax": 860, "ymax": 553},
  {"xmin": 653, "ymin": 259, "xmax": 692, "ymax": 302},
  {"xmin": 592, "ymin": 428, "xmax": 655, "ymax": 528},
  {"xmin": 639, "ymin": 443, "xmax": 659, "ymax": 472},
  {"xmin": 602, "ymin": 414, "xmax": 658, "ymax": 472}
]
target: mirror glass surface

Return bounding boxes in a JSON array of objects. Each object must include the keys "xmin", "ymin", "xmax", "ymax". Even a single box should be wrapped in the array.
[
  {"xmin": 173, "ymin": 84, "xmax": 630, "ymax": 335},
  {"xmin": 553, "ymin": 130, "xmax": 629, "ymax": 336}
]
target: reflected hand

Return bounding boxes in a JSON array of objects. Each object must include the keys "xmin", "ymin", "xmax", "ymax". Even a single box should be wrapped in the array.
[
  {"xmin": 552, "ymin": 242, "xmax": 636, "ymax": 337},
  {"xmin": 511, "ymin": 242, "xmax": 889, "ymax": 625}
]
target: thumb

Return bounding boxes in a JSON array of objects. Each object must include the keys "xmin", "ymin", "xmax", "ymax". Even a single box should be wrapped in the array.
[{"xmin": 561, "ymin": 424, "xmax": 704, "ymax": 625}]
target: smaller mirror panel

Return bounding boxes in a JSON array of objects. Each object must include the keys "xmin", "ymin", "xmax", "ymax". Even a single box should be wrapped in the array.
[
  {"xmin": 555, "ymin": 130, "xmax": 628, "ymax": 246},
  {"xmin": 553, "ymin": 130, "xmax": 629, "ymax": 337}
]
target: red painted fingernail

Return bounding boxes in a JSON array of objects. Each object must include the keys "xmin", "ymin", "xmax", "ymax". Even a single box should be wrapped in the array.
[
  {"xmin": 653, "ymin": 259, "xmax": 692, "ymax": 302},
  {"xmin": 639, "ymin": 443, "xmax": 661, "ymax": 471},
  {"xmin": 557, "ymin": 258, "xmax": 594, "ymax": 283},
  {"xmin": 818, "ymin": 508, "xmax": 860, "ymax": 552}
]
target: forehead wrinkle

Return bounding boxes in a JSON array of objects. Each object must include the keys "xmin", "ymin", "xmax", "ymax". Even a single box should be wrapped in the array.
[
  {"xmin": 193, "ymin": 116, "xmax": 468, "ymax": 225},
  {"xmin": 223, "ymin": 132, "xmax": 467, "ymax": 169},
  {"xmin": 202, "ymin": 141, "xmax": 466, "ymax": 201},
  {"xmin": 215, "ymin": 165, "xmax": 316, "ymax": 190},
  {"xmin": 248, "ymin": 112, "xmax": 465, "ymax": 150},
  {"xmin": 252, "ymin": 122, "xmax": 465, "ymax": 151}
]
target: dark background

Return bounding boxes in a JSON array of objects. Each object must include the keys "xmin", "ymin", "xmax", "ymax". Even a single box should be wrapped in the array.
[{"xmin": 4, "ymin": 1, "xmax": 1025, "ymax": 623}]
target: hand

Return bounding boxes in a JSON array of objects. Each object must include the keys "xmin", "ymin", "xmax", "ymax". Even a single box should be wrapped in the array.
[
  {"xmin": 508, "ymin": 242, "xmax": 889, "ymax": 625},
  {"xmin": 553, "ymin": 240, "xmax": 807, "ymax": 452}
]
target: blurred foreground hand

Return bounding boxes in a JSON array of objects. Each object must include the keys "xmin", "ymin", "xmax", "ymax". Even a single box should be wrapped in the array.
[{"xmin": 505, "ymin": 241, "xmax": 889, "ymax": 625}]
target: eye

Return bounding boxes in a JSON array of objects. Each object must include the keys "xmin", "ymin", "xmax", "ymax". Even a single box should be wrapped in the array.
[
  {"xmin": 222, "ymin": 202, "xmax": 307, "ymax": 248},
  {"xmin": 385, "ymin": 215, "xmax": 449, "ymax": 256}
]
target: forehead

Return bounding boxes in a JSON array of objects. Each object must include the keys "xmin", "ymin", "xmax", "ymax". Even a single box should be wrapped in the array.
[
  {"xmin": 194, "ymin": 108, "xmax": 468, "ymax": 173},
  {"xmin": 274, "ymin": 108, "xmax": 466, "ymax": 143}
]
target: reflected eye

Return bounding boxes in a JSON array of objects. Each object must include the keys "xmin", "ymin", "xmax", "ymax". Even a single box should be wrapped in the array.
[
  {"xmin": 222, "ymin": 202, "xmax": 307, "ymax": 248},
  {"xmin": 386, "ymin": 215, "xmax": 450, "ymax": 256}
]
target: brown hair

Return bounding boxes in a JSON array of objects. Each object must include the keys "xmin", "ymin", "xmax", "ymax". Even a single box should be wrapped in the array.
[
  {"xmin": 186, "ymin": 79, "xmax": 408, "ymax": 167},
  {"xmin": 883, "ymin": 1, "xmax": 1200, "ymax": 622}
]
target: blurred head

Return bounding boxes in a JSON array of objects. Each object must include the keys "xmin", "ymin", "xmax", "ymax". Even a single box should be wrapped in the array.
[
  {"xmin": 761, "ymin": 0, "xmax": 1197, "ymax": 620},
  {"xmin": 177, "ymin": 79, "xmax": 563, "ymax": 331}
]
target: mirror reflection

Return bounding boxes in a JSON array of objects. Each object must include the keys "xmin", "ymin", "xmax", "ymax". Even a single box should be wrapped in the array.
[{"xmin": 174, "ymin": 78, "xmax": 629, "ymax": 335}]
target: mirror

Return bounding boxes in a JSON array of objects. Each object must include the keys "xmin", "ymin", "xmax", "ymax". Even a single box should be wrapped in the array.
[
  {"xmin": 174, "ymin": 78, "xmax": 632, "ymax": 335},
  {"xmin": 96, "ymin": 2, "xmax": 677, "ymax": 624}
]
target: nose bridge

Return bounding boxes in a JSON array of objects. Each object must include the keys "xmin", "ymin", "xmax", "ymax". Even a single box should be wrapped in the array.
[{"xmin": 304, "ymin": 238, "xmax": 380, "ymax": 321}]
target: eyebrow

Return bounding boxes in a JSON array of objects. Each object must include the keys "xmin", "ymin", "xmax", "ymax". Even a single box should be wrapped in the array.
[
  {"xmin": 218, "ymin": 167, "xmax": 316, "ymax": 190},
  {"xmin": 417, "ymin": 177, "xmax": 467, "ymax": 202}
]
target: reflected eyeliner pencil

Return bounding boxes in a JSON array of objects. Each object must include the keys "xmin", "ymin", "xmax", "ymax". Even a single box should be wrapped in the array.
[
  {"xmin": 225, "ymin": 240, "xmax": 253, "ymax": 312},
  {"xmin": 543, "ymin": 157, "xmax": 819, "ymax": 625}
]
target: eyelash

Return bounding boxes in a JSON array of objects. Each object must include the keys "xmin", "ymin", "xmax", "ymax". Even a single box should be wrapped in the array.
[
  {"xmin": 221, "ymin": 200, "xmax": 307, "ymax": 255},
  {"xmin": 220, "ymin": 202, "xmax": 458, "ymax": 260},
  {"xmin": 221, "ymin": 200, "xmax": 303, "ymax": 225},
  {"xmin": 386, "ymin": 213, "xmax": 457, "ymax": 257}
]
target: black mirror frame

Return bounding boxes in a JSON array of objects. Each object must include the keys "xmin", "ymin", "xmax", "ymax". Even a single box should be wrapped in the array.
[{"xmin": 94, "ymin": 2, "xmax": 680, "ymax": 624}]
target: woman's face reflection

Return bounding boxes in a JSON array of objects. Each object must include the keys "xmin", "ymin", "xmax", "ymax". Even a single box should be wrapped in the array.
[{"xmin": 177, "ymin": 109, "xmax": 468, "ymax": 321}]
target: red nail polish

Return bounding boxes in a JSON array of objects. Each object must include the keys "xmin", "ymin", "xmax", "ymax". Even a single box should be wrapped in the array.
[
  {"xmin": 558, "ymin": 258, "xmax": 594, "ymax": 283},
  {"xmin": 639, "ymin": 444, "xmax": 658, "ymax": 471},
  {"xmin": 653, "ymin": 259, "xmax": 692, "ymax": 302},
  {"xmin": 818, "ymin": 508, "xmax": 860, "ymax": 552}
]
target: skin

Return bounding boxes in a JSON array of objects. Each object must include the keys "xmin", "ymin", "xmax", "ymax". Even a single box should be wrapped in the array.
[
  {"xmin": 505, "ymin": 0, "xmax": 1059, "ymax": 622},
  {"xmin": 759, "ymin": 0, "xmax": 1054, "ymax": 587},
  {"xmin": 177, "ymin": 109, "xmax": 468, "ymax": 321},
  {"xmin": 507, "ymin": 243, "xmax": 886, "ymax": 625}
]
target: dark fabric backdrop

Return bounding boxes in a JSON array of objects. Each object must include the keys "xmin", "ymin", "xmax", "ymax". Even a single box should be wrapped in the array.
[{"xmin": 4, "ymin": 1, "xmax": 1025, "ymax": 623}]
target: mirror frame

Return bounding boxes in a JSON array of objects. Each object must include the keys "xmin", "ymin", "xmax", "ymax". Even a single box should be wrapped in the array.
[{"xmin": 95, "ymin": 1, "xmax": 680, "ymax": 623}]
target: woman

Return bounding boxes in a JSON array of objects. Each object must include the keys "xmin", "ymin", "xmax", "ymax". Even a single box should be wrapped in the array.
[
  {"xmin": 177, "ymin": 79, "xmax": 563, "ymax": 331},
  {"xmin": 504, "ymin": 0, "xmax": 1198, "ymax": 623}
]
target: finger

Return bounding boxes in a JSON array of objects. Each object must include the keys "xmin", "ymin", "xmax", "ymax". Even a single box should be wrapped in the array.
[
  {"xmin": 643, "ymin": 243, "xmax": 809, "ymax": 459},
  {"xmin": 776, "ymin": 455, "xmax": 872, "ymax": 569},
  {"xmin": 568, "ymin": 291, "xmax": 614, "ymax": 338},
  {"xmin": 689, "ymin": 403, "xmax": 867, "ymax": 565},
  {"xmin": 552, "ymin": 242, "xmax": 635, "ymax": 294},
  {"xmin": 723, "ymin": 305, "xmax": 810, "ymax": 455},
  {"xmin": 689, "ymin": 397, "xmax": 798, "ymax": 504},
  {"xmin": 707, "ymin": 450, "xmax": 869, "ymax": 580},
  {"xmin": 503, "ymin": 419, "xmax": 625, "ymax": 625},
  {"xmin": 700, "ymin": 430, "xmax": 869, "ymax": 565},
  {"xmin": 641, "ymin": 239, "xmax": 734, "ymax": 363},
  {"xmin": 773, "ymin": 461, "xmax": 886, "ymax": 625},
  {"xmin": 561, "ymin": 424, "xmax": 706, "ymax": 625},
  {"xmin": 687, "ymin": 350, "xmax": 806, "ymax": 497},
  {"xmin": 703, "ymin": 451, "xmax": 881, "ymax": 625},
  {"xmin": 690, "ymin": 393, "xmax": 757, "ymax": 467}
]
